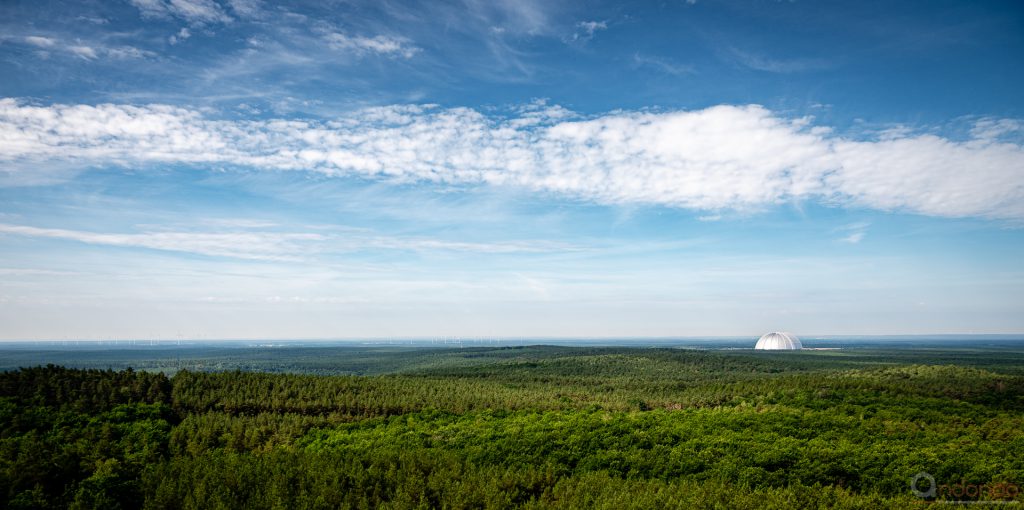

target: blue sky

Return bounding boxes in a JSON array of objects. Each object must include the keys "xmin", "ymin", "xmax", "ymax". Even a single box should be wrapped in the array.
[{"xmin": 1, "ymin": 0, "xmax": 1023, "ymax": 339}]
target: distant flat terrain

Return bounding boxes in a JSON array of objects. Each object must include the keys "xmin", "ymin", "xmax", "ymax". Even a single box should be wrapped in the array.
[
  {"xmin": 2, "ymin": 341, "xmax": 1023, "ymax": 508},
  {"xmin": 3, "ymin": 337, "xmax": 1024, "ymax": 375}
]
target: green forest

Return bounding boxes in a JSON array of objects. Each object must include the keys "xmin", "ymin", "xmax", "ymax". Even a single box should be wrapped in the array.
[{"xmin": 2, "ymin": 345, "xmax": 1023, "ymax": 508}]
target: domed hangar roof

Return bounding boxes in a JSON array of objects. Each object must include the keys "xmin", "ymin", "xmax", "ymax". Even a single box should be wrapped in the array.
[{"xmin": 755, "ymin": 332, "xmax": 802, "ymax": 350}]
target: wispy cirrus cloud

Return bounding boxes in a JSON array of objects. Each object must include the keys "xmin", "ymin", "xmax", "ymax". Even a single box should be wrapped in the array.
[
  {"xmin": 470, "ymin": 0, "xmax": 557, "ymax": 36},
  {"xmin": 66, "ymin": 45, "xmax": 98, "ymax": 60},
  {"xmin": 0, "ymin": 223, "xmax": 323, "ymax": 261},
  {"xmin": 323, "ymin": 33, "xmax": 420, "ymax": 59},
  {"xmin": 834, "ymin": 222, "xmax": 869, "ymax": 244},
  {"xmin": 0, "ymin": 268, "xmax": 78, "ymax": 277},
  {"xmin": 1, "ymin": 99, "xmax": 1023, "ymax": 220},
  {"xmin": 18, "ymin": 35, "xmax": 154, "ymax": 61},
  {"xmin": 727, "ymin": 47, "xmax": 832, "ymax": 73},
  {"xmin": 970, "ymin": 118, "xmax": 1022, "ymax": 141},
  {"xmin": 572, "ymin": 20, "xmax": 607, "ymax": 41},
  {"xmin": 23, "ymin": 36, "xmax": 57, "ymax": 48},
  {"xmin": 225, "ymin": 0, "xmax": 263, "ymax": 20},
  {"xmin": 168, "ymin": 28, "xmax": 191, "ymax": 45},
  {"xmin": 841, "ymin": 232, "xmax": 865, "ymax": 244},
  {"xmin": 0, "ymin": 222, "xmax": 577, "ymax": 261},
  {"xmin": 632, "ymin": 53, "xmax": 696, "ymax": 75},
  {"xmin": 129, "ymin": 0, "xmax": 232, "ymax": 25}
]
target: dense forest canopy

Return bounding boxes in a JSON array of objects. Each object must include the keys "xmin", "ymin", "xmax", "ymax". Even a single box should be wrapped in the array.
[{"xmin": 1, "ymin": 345, "xmax": 1023, "ymax": 508}]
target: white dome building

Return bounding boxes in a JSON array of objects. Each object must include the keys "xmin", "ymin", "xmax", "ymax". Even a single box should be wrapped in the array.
[{"xmin": 755, "ymin": 332, "xmax": 802, "ymax": 350}]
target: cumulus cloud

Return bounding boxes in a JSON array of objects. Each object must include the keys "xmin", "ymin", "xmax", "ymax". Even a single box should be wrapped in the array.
[
  {"xmin": 829, "ymin": 135, "xmax": 1024, "ymax": 218},
  {"xmin": 1, "ymin": 99, "xmax": 1023, "ymax": 220},
  {"xmin": 324, "ymin": 33, "xmax": 420, "ymax": 59}
]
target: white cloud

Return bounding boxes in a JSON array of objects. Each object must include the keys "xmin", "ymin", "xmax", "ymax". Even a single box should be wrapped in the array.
[
  {"xmin": 573, "ymin": 20, "xmax": 607, "ymax": 41},
  {"xmin": 105, "ymin": 46, "xmax": 157, "ymax": 59},
  {"xmin": 473, "ymin": 0, "xmax": 554, "ymax": 36},
  {"xmin": 1, "ymin": 99, "xmax": 1023, "ymax": 220},
  {"xmin": 169, "ymin": 0, "xmax": 229, "ymax": 23},
  {"xmin": 169, "ymin": 27, "xmax": 192, "ymax": 45},
  {"xmin": 833, "ymin": 222, "xmax": 868, "ymax": 244},
  {"xmin": 23, "ymin": 36, "xmax": 57, "ymax": 48},
  {"xmin": 0, "ymin": 223, "xmax": 322, "ymax": 261},
  {"xmin": 839, "ymin": 232, "xmax": 865, "ymax": 244},
  {"xmin": 76, "ymin": 15, "xmax": 110, "ymax": 25},
  {"xmin": 226, "ymin": 0, "xmax": 263, "ymax": 19},
  {"xmin": 17, "ymin": 36, "xmax": 153, "ymax": 60},
  {"xmin": 0, "ymin": 268, "xmax": 76, "ymax": 277},
  {"xmin": 129, "ymin": 0, "xmax": 170, "ymax": 18},
  {"xmin": 360, "ymin": 237, "xmax": 577, "ymax": 254},
  {"xmin": 728, "ymin": 47, "xmax": 831, "ymax": 73},
  {"xmin": 0, "ymin": 222, "xmax": 575, "ymax": 260},
  {"xmin": 829, "ymin": 135, "xmax": 1024, "ymax": 218},
  {"xmin": 129, "ymin": 0, "xmax": 232, "ymax": 25},
  {"xmin": 67, "ymin": 45, "xmax": 98, "ymax": 60},
  {"xmin": 970, "ymin": 118, "xmax": 1022, "ymax": 141},
  {"xmin": 324, "ymin": 33, "xmax": 420, "ymax": 59},
  {"xmin": 633, "ymin": 53, "xmax": 696, "ymax": 76}
]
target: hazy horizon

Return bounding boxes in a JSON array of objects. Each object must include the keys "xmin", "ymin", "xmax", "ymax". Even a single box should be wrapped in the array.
[{"xmin": 3, "ymin": 333, "xmax": 1023, "ymax": 344}]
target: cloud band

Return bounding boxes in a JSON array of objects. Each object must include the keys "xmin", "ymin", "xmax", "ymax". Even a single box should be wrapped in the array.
[{"xmin": 1, "ymin": 98, "xmax": 1022, "ymax": 219}]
